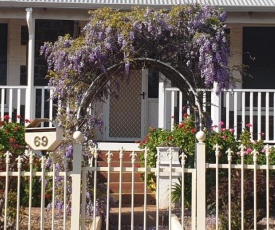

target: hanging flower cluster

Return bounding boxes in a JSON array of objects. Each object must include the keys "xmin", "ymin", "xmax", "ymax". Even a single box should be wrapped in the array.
[{"xmin": 41, "ymin": 4, "xmax": 230, "ymax": 107}]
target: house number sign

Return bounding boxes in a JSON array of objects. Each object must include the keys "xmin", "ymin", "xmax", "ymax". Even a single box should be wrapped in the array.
[
  {"xmin": 34, "ymin": 136, "xmax": 49, "ymax": 147},
  {"xmin": 25, "ymin": 118, "xmax": 63, "ymax": 151}
]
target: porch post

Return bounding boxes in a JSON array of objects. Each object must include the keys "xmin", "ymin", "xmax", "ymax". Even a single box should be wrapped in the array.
[
  {"xmin": 196, "ymin": 130, "xmax": 206, "ymax": 230},
  {"xmin": 211, "ymin": 82, "xmax": 222, "ymax": 131},
  {"xmin": 158, "ymin": 77, "xmax": 166, "ymax": 129},
  {"xmin": 71, "ymin": 131, "xmax": 83, "ymax": 230},
  {"xmin": 25, "ymin": 8, "xmax": 35, "ymax": 121}
]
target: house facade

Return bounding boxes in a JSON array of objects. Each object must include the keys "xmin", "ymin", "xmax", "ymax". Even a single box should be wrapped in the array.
[{"xmin": 1, "ymin": 0, "xmax": 275, "ymax": 143}]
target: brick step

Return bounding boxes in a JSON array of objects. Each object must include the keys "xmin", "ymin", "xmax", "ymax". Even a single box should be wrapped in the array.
[
  {"xmin": 98, "ymin": 171, "xmax": 143, "ymax": 182},
  {"xmin": 111, "ymin": 193, "xmax": 156, "ymax": 206},
  {"xmin": 96, "ymin": 147, "xmax": 151, "ymax": 206},
  {"xmin": 97, "ymin": 161, "xmax": 142, "ymax": 167},
  {"xmin": 107, "ymin": 182, "xmax": 152, "ymax": 193},
  {"xmin": 98, "ymin": 151, "xmax": 143, "ymax": 162}
]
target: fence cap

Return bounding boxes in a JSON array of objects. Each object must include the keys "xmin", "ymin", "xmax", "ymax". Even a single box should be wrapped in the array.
[{"xmin": 26, "ymin": 118, "xmax": 51, "ymax": 128}]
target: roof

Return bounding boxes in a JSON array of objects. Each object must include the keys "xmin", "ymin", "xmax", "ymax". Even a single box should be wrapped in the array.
[{"xmin": 0, "ymin": 0, "xmax": 275, "ymax": 11}]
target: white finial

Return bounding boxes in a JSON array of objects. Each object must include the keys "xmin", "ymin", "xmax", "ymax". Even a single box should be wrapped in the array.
[
  {"xmin": 196, "ymin": 130, "xmax": 206, "ymax": 143},
  {"xmin": 73, "ymin": 131, "xmax": 83, "ymax": 142}
]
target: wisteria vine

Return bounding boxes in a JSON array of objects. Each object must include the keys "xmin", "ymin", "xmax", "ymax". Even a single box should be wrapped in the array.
[
  {"xmin": 41, "ymin": 4, "xmax": 231, "ymax": 109},
  {"xmin": 40, "ymin": 3, "xmax": 231, "ymax": 221}
]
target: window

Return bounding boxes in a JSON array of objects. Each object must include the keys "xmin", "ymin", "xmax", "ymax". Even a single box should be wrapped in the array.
[
  {"xmin": 148, "ymin": 69, "xmax": 159, "ymax": 98},
  {"xmin": 243, "ymin": 27, "xmax": 275, "ymax": 89}
]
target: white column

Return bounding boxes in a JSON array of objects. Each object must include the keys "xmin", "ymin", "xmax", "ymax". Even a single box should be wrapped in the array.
[
  {"xmin": 211, "ymin": 82, "xmax": 222, "ymax": 130},
  {"xmin": 156, "ymin": 146, "xmax": 181, "ymax": 209},
  {"xmin": 158, "ymin": 78, "xmax": 166, "ymax": 129},
  {"xmin": 25, "ymin": 8, "xmax": 35, "ymax": 120},
  {"xmin": 70, "ymin": 131, "xmax": 83, "ymax": 230},
  {"xmin": 196, "ymin": 131, "xmax": 206, "ymax": 230}
]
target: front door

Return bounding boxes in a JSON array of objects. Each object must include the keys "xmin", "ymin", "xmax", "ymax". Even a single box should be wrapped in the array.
[{"xmin": 105, "ymin": 70, "xmax": 147, "ymax": 141}]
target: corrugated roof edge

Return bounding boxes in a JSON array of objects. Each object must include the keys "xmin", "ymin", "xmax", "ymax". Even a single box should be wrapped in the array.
[{"xmin": 0, "ymin": 0, "xmax": 275, "ymax": 12}]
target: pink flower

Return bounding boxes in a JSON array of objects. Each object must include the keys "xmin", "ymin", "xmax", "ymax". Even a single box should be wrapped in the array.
[
  {"xmin": 246, "ymin": 123, "xmax": 252, "ymax": 128},
  {"xmin": 229, "ymin": 128, "xmax": 235, "ymax": 133},
  {"xmin": 219, "ymin": 121, "xmax": 224, "ymax": 126},
  {"xmin": 212, "ymin": 125, "xmax": 218, "ymax": 128},
  {"xmin": 222, "ymin": 128, "xmax": 226, "ymax": 131},
  {"xmin": 246, "ymin": 148, "xmax": 252, "ymax": 154},
  {"xmin": 222, "ymin": 135, "xmax": 226, "ymax": 140},
  {"xmin": 4, "ymin": 115, "xmax": 10, "ymax": 121}
]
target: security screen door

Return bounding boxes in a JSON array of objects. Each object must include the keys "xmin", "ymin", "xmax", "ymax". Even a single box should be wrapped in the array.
[{"xmin": 106, "ymin": 70, "xmax": 146, "ymax": 141}]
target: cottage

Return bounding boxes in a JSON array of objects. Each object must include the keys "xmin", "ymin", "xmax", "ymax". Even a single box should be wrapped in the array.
[{"xmin": 1, "ymin": 0, "xmax": 275, "ymax": 143}]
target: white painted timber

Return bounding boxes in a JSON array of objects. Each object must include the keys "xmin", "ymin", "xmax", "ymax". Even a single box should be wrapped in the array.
[{"xmin": 97, "ymin": 142, "xmax": 140, "ymax": 151}]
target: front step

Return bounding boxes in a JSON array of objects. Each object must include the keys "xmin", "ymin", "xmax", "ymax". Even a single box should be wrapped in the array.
[
  {"xmin": 111, "ymin": 193, "xmax": 156, "ymax": 206},
  {"xmin": 96, "ymin": 148, "xmax": 155, "ymax": 206}
]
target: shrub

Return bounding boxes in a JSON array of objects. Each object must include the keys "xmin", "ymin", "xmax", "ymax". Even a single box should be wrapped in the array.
[
  {"xmin": 0, "ymin": 115, "xmax": 28, "ymax": 228},
  {"xmin": 208, "ymin": 170, "xmax": 275, "ymax": 229},
  {"xmin": 139, "ymin": 114, "xmax": 275, "ymax": 227},
  {"xmin": 0, "ymin": 115, "xmax": 26, "ymax": 154}
]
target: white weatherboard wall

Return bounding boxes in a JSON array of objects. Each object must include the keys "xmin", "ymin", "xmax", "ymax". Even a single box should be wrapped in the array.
[
  {"xmin": 7, "ymin": 19, "xmax": 26, "ymax": 86},
  {"xmin": 7, "ymin": 20, "xmax": 27, "ymax": 108}
]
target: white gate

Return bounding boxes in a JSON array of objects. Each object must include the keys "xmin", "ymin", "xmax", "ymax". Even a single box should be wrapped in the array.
[{"xmin": 70, "ymin": 131, "xmax": 206, "ymax": 230}]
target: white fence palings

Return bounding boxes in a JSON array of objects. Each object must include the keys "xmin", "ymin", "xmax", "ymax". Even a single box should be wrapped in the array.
[
  {"xmin": 0, "ymin": 150, "xmax": 70, "ymax": 230},
  {"xmin": 2, "ymin": 143, "xmax": 275, "ymax": 229},
  {"xmin": 81, "ymin": 147, "xmax": 197, "ymax": 230},
  {"xmin": 209, "ymin": 144, "xmax": 274, "ymax": 230}
]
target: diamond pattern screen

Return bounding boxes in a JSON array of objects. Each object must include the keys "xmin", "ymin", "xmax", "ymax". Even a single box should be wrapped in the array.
[{"xmin": 109, "ymin": 70, "xmax": 142, "ymax": 138}]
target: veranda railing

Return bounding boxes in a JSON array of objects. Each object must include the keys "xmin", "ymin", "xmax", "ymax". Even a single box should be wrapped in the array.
[
  {"xmin": 0, "ymin": 86, "xmax": 55, "ymax": 123},
  {"xmin": 164, "ymin": 87, "xmax": 275, "ymax": 143}
]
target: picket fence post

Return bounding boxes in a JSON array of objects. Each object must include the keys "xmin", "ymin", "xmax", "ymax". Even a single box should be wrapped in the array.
[
  {"xmin": 70, "ymin": 131, "xmax": 83, "ymax": 230},
  {"xmin": 196, "ymin": 130, "xmax": 206, "ymax": 230},
  {"xmin": 211, "ymin": 83, "xmax": 222, "ymax": 131}
]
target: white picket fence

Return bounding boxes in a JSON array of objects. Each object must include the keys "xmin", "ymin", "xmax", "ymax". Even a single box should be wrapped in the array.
[
  {"xmin": 1, "ymin": 132, "xmax": 275, "ymax": 229},
  {"xmin": 0, "ymin": 151, "xmax": 70, "ymax": 230},
  {"xmin": 210, "ymin": 144, "xmax": 275, "ymax": 230}
]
